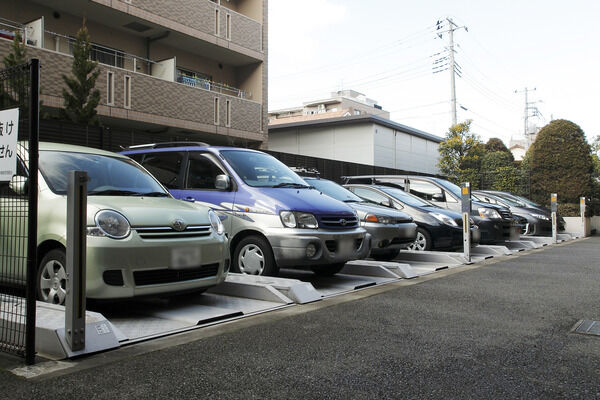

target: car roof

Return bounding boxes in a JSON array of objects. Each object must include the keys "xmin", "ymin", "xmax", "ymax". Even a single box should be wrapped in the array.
[{"xmin": 21, "ymin": 141, "xmax": 130, "ymax": 159}]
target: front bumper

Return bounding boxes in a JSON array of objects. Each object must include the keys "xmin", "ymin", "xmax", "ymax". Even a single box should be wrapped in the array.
[
  {"xmin": 85, "ymin": 231, "xmax": 229, "ymax": 299},
  {"xmin": 430, "ymin": 224, "xmax": 480, "ymax": 250},
  {"xmin": 267, "ymin": 227, "xmax": 371, "ymax": 267},
  {"xmin": 367, "ymin": 222, "xmax": 417, "ymax": 255},
  {"xmin": 473, "ymin": 216, "xmax": 515, "ymax": 244}
]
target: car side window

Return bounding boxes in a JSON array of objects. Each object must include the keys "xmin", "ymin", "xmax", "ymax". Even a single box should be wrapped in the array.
[
  {"xmin": 408, "ymin": 180, "xmax": 444, "ymax": 202},
  {"xmin": 139, "ymin": 151, "xmax": 184, "ymax": 189},
  {"xmin": 185, "ymin": 153, "xmax": 227, "ymax": 190},
  {"xmin": 352, "ymin": 187, "xmax": 390, "ymax": 206}
]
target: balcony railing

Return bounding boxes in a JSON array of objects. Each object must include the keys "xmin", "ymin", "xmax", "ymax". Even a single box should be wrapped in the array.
[{"xmin": 176, "ymin": 72, "xmax": 250, "ymax": 99}]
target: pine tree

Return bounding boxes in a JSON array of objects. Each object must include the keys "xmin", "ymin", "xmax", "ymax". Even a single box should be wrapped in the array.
[
  {"xmin": 3, "ymin": 30, "xmax": 27, "ymax": 68},
  {"xmin": 60, "ymin": 20, "xmax": 100, "ymax": 125}
]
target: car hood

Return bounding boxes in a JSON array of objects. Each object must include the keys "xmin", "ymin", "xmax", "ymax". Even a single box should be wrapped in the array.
[
  {"xmin": 243, "ymin": 187, "xmax": 355, "ymax": 216},
  {"xmin": 347, "ymin": 201, "xmax": 413, "ymax": 222},
  {"xmin": 87, "ymin": 196, "xmax": 210, "ymax": 227}
]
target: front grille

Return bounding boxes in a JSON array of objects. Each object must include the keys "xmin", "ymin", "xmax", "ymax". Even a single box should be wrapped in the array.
[
  {"xmin": 318, "ymin": 215, "xmax": 359, "ymax": 229},
  {"xmin": 134, "ymin": 263, "xmax": 219, "ymax": 286},
  {"xmin": 498, "ymin": 209, "xmax": 512, "ymax": 220},
  {"xmin": 354, "ymin": 238, "xmax": 363, "ymax": 250},
  {"xmin": 325, "ymin": 240, "xmax": 337, "ymax": 252},
  {"xmin": 103, "ymin": 270, "xmax": 124, "ymax": 286},
  {"xmin": 135, "ymin": 225, "xmax": 211, "ymax": 239}
]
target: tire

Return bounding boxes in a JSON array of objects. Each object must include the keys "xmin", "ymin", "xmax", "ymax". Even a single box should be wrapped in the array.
[
  {"xmin": 311, "ymin": 262, "xmax": 345, "ymax": 277},
  {"xmin": 37, "ymin": 248, "xmax": 68, "ymax": 305},
  {"xmin": 406, "ymin": 228, "xmax": 432, "ymax": 251},
  {"xmin": 371, "ymin": 249, "xmax": 400, "ymax": 261},
  {"xmin": 232, "ymin": 235, "xmax": 278, "ymax": 276}
]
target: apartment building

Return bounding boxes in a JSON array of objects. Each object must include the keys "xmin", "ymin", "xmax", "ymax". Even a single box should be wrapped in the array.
[
  {"xmin": 269, "ymin": 90, "xmax": 390, "ymax": 126},
  {"xmin": 0, "ymin": 0, "xmax": 267, "ymax": 147}
]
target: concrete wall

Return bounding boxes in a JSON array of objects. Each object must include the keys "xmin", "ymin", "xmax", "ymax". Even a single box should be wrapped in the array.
[
  {"xmin": 373, "ymin": 125, "xmax": 439, "ymax": 174},
  {"xmin": 268, "ymin": 124, "xmax": 374, "ymax": 165}
]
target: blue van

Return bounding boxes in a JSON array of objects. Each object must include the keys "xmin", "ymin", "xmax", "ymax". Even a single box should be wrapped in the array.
[{"xmin": 122, "ymin": 143, "xmax": 371, "ymax": 277}]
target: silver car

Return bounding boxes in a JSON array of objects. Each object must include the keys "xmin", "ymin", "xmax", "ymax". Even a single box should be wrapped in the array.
[{"xmin": 0, "ymin": 143, "xmax": 229, "ymax": 304}]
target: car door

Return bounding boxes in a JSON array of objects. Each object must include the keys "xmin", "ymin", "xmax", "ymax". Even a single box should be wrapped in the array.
[
  {"xmin": 177, "ymin": 151, "xmax": 237, "ymax": 234},
  {"xmin": 408, "ymin": 179, "xmax": 459, "ymax": 212}
]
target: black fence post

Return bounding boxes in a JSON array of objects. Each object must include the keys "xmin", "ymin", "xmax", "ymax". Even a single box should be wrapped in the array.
[{"xmin": 25, "ymin": 59, "xmax": 40, "ymax": 365}]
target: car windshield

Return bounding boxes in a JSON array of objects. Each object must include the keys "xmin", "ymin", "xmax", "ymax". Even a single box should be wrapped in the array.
[
  {"xmin": 220, "ymin": 150, "xmax": 310, "ymax": 188},
  {"xmin": 431, "ymin": 178, "xmax": 461, "ymax": 198},
  {"xmin": 39, "ymin": 150, "xmax": 168, "ymax": 196},
  {"xmin": 483, "ymin": 193, "xmax": 521, "ymax": 207},
  {"xmin": 379, "ymin": 186, "xmax": 435, "ymax": 207},
  {"xmin": 306, "ymin": 178, "xmax": 362, "ymax": 202},
  {"xmin": 507, "ymin": 193, "xmax": 540, "ymax": 207}
]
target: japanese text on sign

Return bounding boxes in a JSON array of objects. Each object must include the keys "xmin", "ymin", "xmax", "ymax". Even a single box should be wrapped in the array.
[{"xmin": 0, "ymin": 108, "xmax": 19, "ymax": 182}]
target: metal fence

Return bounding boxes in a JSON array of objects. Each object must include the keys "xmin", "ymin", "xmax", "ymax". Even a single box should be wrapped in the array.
[{"xmin": 0, "ymin": 60, "xmax": 39, "ymax": 364}]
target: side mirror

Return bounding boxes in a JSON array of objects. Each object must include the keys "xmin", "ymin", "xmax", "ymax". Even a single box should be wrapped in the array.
[
  {"xmin": 9, "ymin": 175, "xmax": 28, "ymax": 196},
  {"xmin": 431, "ymin": 193, "xmax": 445, "ymax": 202},
  {"xmin": 214, "ymin": 174, "xmax": 231, "ymax": 190}
]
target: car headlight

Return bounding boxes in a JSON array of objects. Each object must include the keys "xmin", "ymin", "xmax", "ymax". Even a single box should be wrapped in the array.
[
  {"xmin": 530, "ymin": 213, "xmax": 549, "ymax": 221},
  {"xmin": 209, "ymin": 209, "xmax": 225, "ymax": 235},
  {"xmin": 429, "ymin": 212, "xmax": 458, "ymax": 227},
  {"xmin": 477, "ymin": 207, "xmax": 501, "ymax": 219},
  {"xmin": 280, "ymin": 211, "xmax": 318, "ymax": 229},
  {"xmin": 88, "ymin": 210, "xmax": 131, "ymax": 239},
  {"xmin": 365, "ymin": 213, "xmax": 392, "ymax": 224}
]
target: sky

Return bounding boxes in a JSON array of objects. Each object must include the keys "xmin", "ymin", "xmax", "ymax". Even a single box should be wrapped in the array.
[{"xmin": 267, "ymin": 0, "xmax": 600, "ymax": 146}]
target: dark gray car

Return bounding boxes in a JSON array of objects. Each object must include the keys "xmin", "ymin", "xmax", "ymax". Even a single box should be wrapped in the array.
[{"xmin": 303, "ymin": 177, "xmax": 417, "ymax": 260}]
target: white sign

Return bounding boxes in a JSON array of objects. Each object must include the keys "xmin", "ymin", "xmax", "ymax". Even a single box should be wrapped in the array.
[{"xmin": 0, "ymin": 108, "xmax": 19, "ymax": 182}]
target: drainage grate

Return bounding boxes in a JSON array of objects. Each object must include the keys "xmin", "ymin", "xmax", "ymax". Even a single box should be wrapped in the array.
[{"xmin": 574, "ymin": 320, "xmax": 600, "ymax": 336}]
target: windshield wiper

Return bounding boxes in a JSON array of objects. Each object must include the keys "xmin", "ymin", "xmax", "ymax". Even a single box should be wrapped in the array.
[
  {"xmin": 271, "ymin": 182, "xmax": 312, "ymax": 189},
  {"xmin": 88, "ymin": 189, "xmax": 139, "ymax": 196},
  {"xmin": 138, "ymin": 191, "xmax": 169, "ymax": 197},
  {"xmin": 344, "ymin": 199, "xmax": 359, "ymax": 203}
]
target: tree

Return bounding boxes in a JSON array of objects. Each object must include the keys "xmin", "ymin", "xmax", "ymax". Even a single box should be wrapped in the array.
[
  {"xmin": 1, "ymin": 31, "xmax": 28, "ymax": 109},
  {"xmin": 437, "ymin": 120, "xmax": 485, "ymax": 187},
  {"xmin": 60, "ymin": 20, "xmax": 100, "ymax": 125},
  {"xmin": 3, "ymin": 30, "xmax": 27, "ymax": 68},
  {"xmin": 481, "ymin": 151, "xmax": 517, "ymax": 192},
  {"xmin": 485, "ymin": 137, "xmax": 511, "ymax": 155},
  {"xmin": 529, "ymin": 119, "xmax": 593, "ymax": 206}
]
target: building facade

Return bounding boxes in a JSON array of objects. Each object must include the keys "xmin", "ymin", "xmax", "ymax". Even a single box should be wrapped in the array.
[
  {"xmin": 0, "ymin": 0, "xmax": 267, "ymax": 147},
  {"xmin": 268, "ymin": 115, "xmax": 443, "ymax": 175}
]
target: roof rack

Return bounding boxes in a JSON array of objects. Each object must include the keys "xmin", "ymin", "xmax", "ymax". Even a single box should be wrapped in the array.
[
  {"xmin": 121, "ymin": 142, "xmax": 209, "ymax": 150},
  {"xmin": 290, "ymin": 166, "xmax": 320, "ymax": 177}
]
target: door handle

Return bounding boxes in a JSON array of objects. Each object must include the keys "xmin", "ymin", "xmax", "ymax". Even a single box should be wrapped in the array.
[{"xmin": 183, "ymin": 196, "xmax": 196, "ymax": 202}]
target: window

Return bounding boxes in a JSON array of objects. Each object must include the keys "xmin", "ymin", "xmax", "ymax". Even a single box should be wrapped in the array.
[
  {"xmin": 226, "ymin": 99, "xmax": 231, "ymax": 127},
  {"xmin": 351, "ymin": 187, "xmax": 390, "ymax": 207},
  {"xmin": 215, "ymin": 8, "xmax": 220, "ymax": 35},
  {"xmin": 139, "ymin": 152, "xmax": 184, "ymax": 189},
  {"xmin": 226, "ymin": 13, "xmax": 231, "ymax": 40},
  {"xmin": 107, "ymin": 71, "xmax": 114, "ymax": 105},
  {"xmin": 185, "ymin": 153, "xmax": 226, "ymax": 190},
  {"xmin": 214, "ymin": 97, "xmax": 220, "ymax": 125},
  {"xmin": 124, "ymin": 75, "xmax": 131, "ymax": 108},
  {"xmin": 409, "ymin": 180, "xmax": 445, "ymax": 202}
]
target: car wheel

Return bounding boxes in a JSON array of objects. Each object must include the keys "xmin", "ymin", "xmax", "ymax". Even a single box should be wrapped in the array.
[
  {"xmin": 233, "ymin": 235, "xmax": 278, "ymax": 276},
  {"xmin": 371, "ymin": 249, "xmax": 400, "ymax": 261},
  {"xmin": 311, "ymin": 262, "xmax": 346, "ymax": 277},
  {"xmin": 37, "ymin": 248, "xmax": 68, "ymax": 305},
  {"xmin": 407, "ymin": 228, "xmax": 431, "ymax": 251}
]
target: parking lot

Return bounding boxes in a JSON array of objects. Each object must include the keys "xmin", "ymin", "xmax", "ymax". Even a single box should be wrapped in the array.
[{"xmin": 2, "ymin": 236, "xmax": 600, "ymax": 398}]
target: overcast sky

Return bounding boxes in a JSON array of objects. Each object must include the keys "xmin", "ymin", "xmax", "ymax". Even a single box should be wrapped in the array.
[{"xmin": 268, "ymin": 0, "xmax": 600, "ymax": 146}]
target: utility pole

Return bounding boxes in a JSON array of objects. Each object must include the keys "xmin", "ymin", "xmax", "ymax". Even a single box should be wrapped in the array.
[
  {"xmin": 515, "ymin": 87, "xmax": 541, "ymax": 148},
  {"xmin": 437, "ymin": 18, "xmax": 467, "ymax": 127}
]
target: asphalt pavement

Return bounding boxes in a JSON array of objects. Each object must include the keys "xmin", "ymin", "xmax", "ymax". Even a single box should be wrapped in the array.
[{"xmin": 2, "ymin": 237, "xmax": 600, "ymax": 399}]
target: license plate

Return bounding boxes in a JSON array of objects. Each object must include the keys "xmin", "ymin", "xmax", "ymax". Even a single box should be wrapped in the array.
[
  {"xmin": 171, "ymin": 247, "xmax": 201, "ymax": 269},
  {"xmin": 339, "ymin": 239, "xmax": 354, "ymax": 255}
]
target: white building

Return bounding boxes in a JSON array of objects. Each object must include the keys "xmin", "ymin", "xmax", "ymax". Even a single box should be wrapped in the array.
[{"xmin": 268, "ymin": 114, "xmax": 443, "ymax": 175}]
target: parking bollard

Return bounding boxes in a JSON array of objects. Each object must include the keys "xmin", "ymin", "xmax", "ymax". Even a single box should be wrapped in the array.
[
  {"xmin": 461, "ymin": 182, "xmax": 471, "ymax": 262},
  {"xmin": 551, "ymin": 193, "xmax": 557, "ymax": 244}
]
